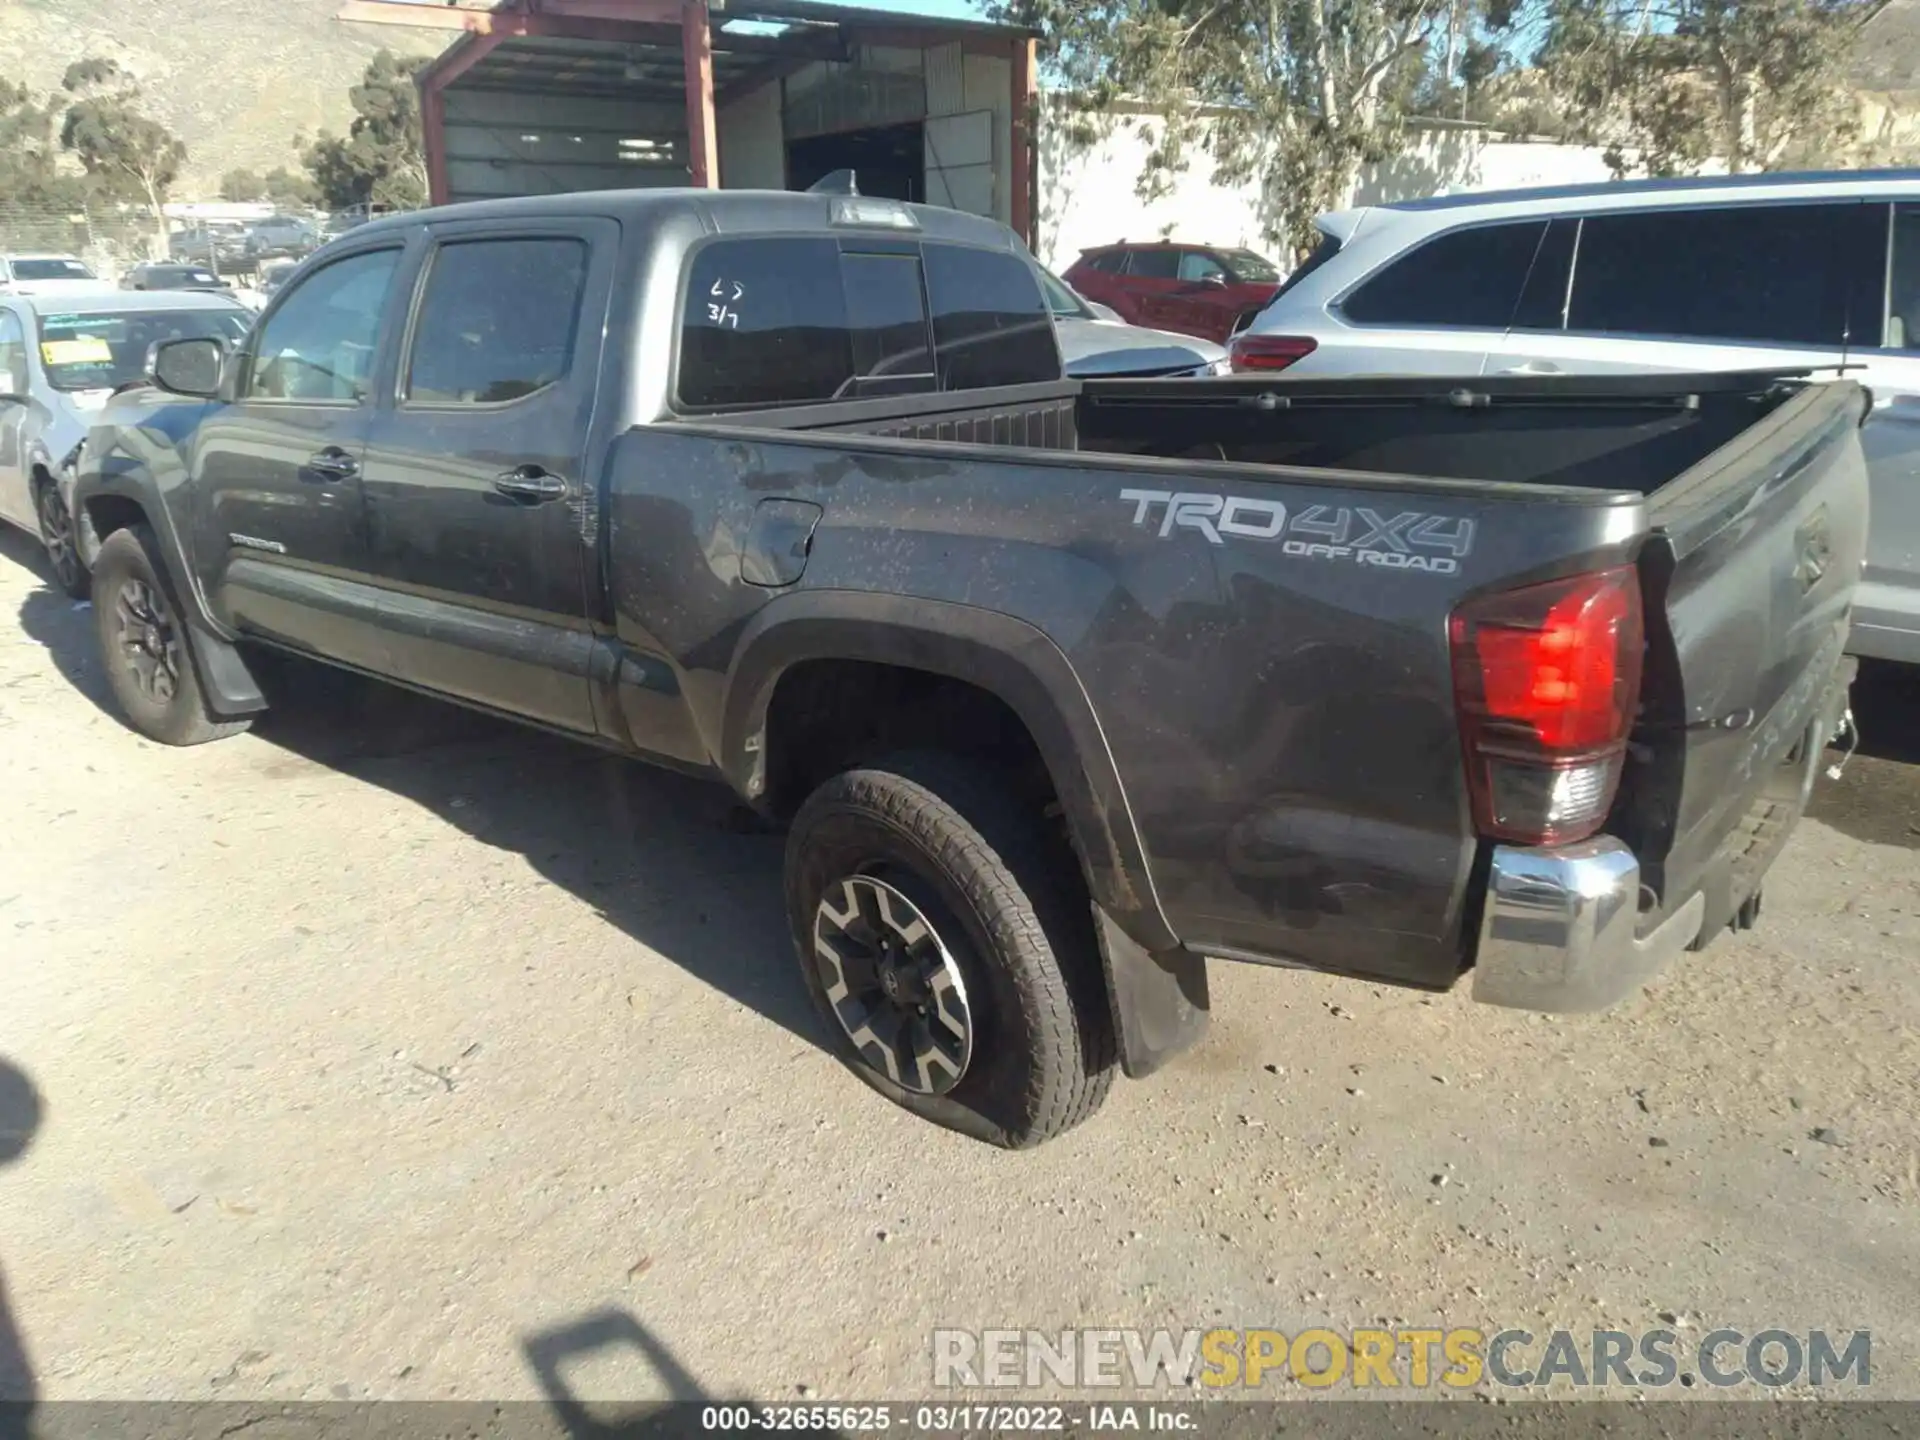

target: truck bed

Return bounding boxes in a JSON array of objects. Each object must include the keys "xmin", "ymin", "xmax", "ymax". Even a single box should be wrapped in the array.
[
  {"xmin": 702, "ymin": 369, "xmax": 1800, "ymax": 500},
  {"xmin": 625, "ymin": 369, "xmax": 1865, "ymax": 992}
]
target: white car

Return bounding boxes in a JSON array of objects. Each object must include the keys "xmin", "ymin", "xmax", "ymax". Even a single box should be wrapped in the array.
[
  {"xmin": 1037, "ymin": 266, "xmax": 1229, "ymax": 377},
  {"xmin": 1232, "ymin": 168, "xmax": 1920, "ymax": 667},
  {"xmin": 0, "ymin": 254, "xmax": 104, "ymax": 298},
  {"xmin": 0, "ymin": 290, "xmax": 254, "ymax": 596}
]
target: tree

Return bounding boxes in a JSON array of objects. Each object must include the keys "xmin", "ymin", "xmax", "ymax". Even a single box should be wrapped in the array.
[
  {"xmin": 304, "ymin": 51, "xmax": 430, "ymax": 211},
  {"xmin": 1533, "ymin": 0, "xmax": 1875, "ymax": 175},
  {"xmin": 58, "ymin": 58, "xmax": 185, "ymax": 253},
  {"xmin": 0, "ymin": 80, "xmax": 84, "ymax": 208},
  {"xmin": 0, "ymin": 81, "xmax": 90, "ymax": 253},
  {"xmin": 220, "ymin": 167, "xmax": 265, "ymax": 202},
  {"xmin": 994, "ymin": 0, "xmax": 1481, "ymax": 255},
  {"xmin": 264, "ymin": 166, "xmax": 319, "ymax": 209}
]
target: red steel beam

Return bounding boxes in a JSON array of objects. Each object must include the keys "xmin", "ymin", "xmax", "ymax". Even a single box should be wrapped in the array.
[
  {"xmin": 682, "ymin": 0, "xmax": 719, "ymax": 188},
  {"xmin": 419, "ymin": 29, "xmax": 514, "ymax": 204},
  {"xmin": 1010, "ymin": 35, "xmax": 1037, "ymax": 247}
]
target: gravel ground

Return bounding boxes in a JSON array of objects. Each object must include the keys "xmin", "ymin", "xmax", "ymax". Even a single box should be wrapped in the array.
[{"xmin": 2, "ymin": 526, "xmax": 1917, "ymax": 1413}]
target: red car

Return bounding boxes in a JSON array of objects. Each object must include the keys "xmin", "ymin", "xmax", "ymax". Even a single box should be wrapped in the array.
[{"xmin": 1062, "ymin": 241, "xmax": 1283, "ymax": 343}]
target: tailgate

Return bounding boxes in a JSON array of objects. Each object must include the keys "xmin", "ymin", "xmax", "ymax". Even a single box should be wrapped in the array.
[{"xmin": 1616, "ymin": 381, "xmax": 1868, "ymax": 930}]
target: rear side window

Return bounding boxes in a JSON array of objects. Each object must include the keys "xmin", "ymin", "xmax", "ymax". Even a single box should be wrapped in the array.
[
  {"xmin": 405, "ymin": 237, "xmax": 589, "ymax": 405},
  {"xmin": 922, "ymin": 242, "xmax": 1059, "ymax": 389},
  {"xmin": 1266, "ymin": 233, "xmax": 1343, "ymax": 306},
  {"xmin": 1509, "ymin": 218, "xmax": 1577, "ymax": 331},
  {"xmin": 1177, "ymin": 251, "xmax": 1228, "ymax": 283},
  {"xmin": 1341, "ymin": 220, "xmax": 1548, "ymax": 328},
  {"xmin": 1568, "ymin": 203, "xmax": 1871, "ymax": 347},
  {"xmin": 1082, "ymin": 250, "xmax": 1125, "ymax": 273},
  {"xmin": 1126, "ymin": 248, "xmax": 1180, "ymax": 279},
  {"xmin": 679, "ymin": 238, "xmax": 855, "ymax": 409}
]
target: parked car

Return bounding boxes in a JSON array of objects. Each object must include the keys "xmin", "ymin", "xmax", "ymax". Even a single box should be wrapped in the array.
[
  {"xmin": 0, "ymin": 254, "xmax": 103, "ymax": 298},
  {"xmin": 1037, "ymin": 266, "xmax": 1229, "ymax": 377},
  {"xmin": 255, "ymin": 258, "xmax": 300, "ymax": 299},
  {"xmin": 169, "ymin": 225, "xmax": 249, "ymax": 269},
  {"xmin": 122, "ymin": 262, "xmax": 233, "ymax": 294},
  {"xmin": 0, "ymin": 289, "xmax": 252, "ymax": 596},
  {"xmin": 1230, "ymin": 168, "xmax": 1920, "ymax": 670},
  {"xmin": 1063, "ymin": 240, "xmax": 1283, "ymax": 343},
  {"xmin": 244, "ymin": 216, "xmax": 318, "ymax": 261},
  {"xmin": 71, "ymin": 189, "xmax": 1860, "ymax": 1148}
]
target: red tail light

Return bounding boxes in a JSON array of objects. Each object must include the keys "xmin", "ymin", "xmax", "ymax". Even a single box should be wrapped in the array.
[
  {"xmin": 1449, "ymin": 567, "xmax": 1644, "ymax": 847},
  {"xmin": 1229, "ymin": 334, "xmax": 1317, "ymax": 372}
]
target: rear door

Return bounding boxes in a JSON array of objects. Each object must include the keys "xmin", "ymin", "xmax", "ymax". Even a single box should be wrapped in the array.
[
  {"xmin": 1822, "ymin": 199, "xmax": 1920, "ymax": 662},
  {"xmin": 1170, "ymin": 249, "xmax": 1242, "ymax": 341},
  {"xmin": 191, "ymin": 240, "xmax": 407, "ymax": 670},
  {"xmin": 0, "ymin": 307, "xmax": 31, "ymax": 528},
  {"xmin": 1120, "ymin": 247, "xmax": 1184, "ymax": 329},
  {"xmin": 356, "ymin": 220, "xmax": 615, "ymax": 732},
  {"xmin": 1488, "ymin": 201, "xmax": 1877, "ymax": 379}
]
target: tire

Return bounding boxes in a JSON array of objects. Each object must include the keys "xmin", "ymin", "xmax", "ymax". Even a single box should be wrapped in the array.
[
  {"xmin": 785, "ymin": 753, "xmax": 1116, "ymax": 1148},
  {"xmin": 34, "ymin": 475, "xmax": 88, "ymax": 601},
  {"xmin": 91, "ymin": 524, "xmax": 250, "ymax": 747}
]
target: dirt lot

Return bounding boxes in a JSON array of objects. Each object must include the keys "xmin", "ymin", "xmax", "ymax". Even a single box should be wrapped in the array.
[{"xmin": 2, "ymin": 525, "xmax": 1918, "ymax": 1409}]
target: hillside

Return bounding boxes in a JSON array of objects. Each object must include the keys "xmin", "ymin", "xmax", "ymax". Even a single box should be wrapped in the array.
[{"xmin": 0, "ymin": 0, "xmax": 441, "ymax": 195}]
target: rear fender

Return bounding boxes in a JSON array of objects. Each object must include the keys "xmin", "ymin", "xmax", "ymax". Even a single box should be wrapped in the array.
[{"xmin": 721, "ymin": 590, "xmax": 1177, "ymax": 956}]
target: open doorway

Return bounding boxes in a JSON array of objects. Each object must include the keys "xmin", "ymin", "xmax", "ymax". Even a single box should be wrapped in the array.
[{"xmin": 786, "ymin": 120, "xmax": 924, "ymax": 202}]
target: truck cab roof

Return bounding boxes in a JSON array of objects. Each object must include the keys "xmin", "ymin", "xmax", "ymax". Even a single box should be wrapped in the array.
[{"xmin": 346, "ymin": 187, "xmax": 1029, "ymax": 254}]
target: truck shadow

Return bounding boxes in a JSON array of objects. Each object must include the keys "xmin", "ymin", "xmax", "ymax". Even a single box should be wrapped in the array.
[
  {"xmin": 0, "ymin": 1058, "xmax": 44, "ymax": 1421},
  {"xmin": 2, "ymin": 530, "xmax": 823, "ymax": 1054},
  {"xmin": 245, "ymin": 655, "xmax": 824, "ymax": 1049},
  {"xmin": 1804, "ymin": 659, "xmax": 1920, "ymax": 851}
]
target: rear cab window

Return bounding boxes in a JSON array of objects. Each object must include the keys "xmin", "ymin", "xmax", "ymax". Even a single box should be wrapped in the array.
[{"xmin": 676, "ymin": 235, "xmax": 1058, "ymax": 410}]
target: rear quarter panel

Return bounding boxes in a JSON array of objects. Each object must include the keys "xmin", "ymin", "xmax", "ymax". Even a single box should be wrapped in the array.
[{"xmin": 606, "ymin": 427, "xmax": 1646, "ymax": 989}]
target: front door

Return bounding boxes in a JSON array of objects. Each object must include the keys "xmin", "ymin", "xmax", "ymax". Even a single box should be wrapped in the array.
[
  {"xmin": 192, "ymin": 242, "xmax": 410, "ymax": 671},
  {"xmin": 356, "ymin": 222, "xmax": 615, "ymax": 733}
]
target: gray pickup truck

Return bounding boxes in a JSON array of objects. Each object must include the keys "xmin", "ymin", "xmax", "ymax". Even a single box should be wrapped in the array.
[{"xmin": 70, "ymin": 190, "xmax": 1864, "ymax": 1148}]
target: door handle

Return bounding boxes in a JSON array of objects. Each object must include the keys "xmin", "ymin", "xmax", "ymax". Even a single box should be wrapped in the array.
[
  {"xmin": 304, "ymin": 447, "xmax": 359, "ymax": 480},
  {"xmin": 493, "ymin": 465, "xmax": 569, "ymax": 502},
  {"xmin": 1498, "ymin": 361, "xmax": 1560, "ymax": 375}
]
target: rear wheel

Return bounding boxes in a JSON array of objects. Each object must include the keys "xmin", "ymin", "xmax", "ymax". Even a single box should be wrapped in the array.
[
  {"xmin": 784, "ymin": 753, "xmax": 1115, "ymax": 1148},
  {"xmin": 34, "ymin": 477, "xmax": 87, "ymax": 600},
  {"xmin": 91, "ymin": 524, "xmax": 249, "ymax": 747}
]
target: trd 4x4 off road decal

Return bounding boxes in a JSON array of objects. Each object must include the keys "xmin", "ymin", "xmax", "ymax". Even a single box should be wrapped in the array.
[{"xmin": 1118, "ymin": 490, "xmax": 1476, "ymax": 575}]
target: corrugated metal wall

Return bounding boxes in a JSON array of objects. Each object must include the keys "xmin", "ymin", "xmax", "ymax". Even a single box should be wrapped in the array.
[{"xmin": 443, "ymin": 89, "xmax": 689, "ymax": 203}]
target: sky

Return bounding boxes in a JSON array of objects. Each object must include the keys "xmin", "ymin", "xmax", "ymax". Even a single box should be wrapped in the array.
[{"xmin": 859, "ymin": 0, "xmax": 990, "ymax": 16}]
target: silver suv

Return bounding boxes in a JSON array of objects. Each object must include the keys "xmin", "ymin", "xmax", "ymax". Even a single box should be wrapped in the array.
[{"xmin": 1233, "ymin": 169, "xmax": 1920, "ymax": 666}]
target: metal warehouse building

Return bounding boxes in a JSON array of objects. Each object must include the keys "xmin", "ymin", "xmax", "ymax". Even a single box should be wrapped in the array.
[{"xmin": 341, "ymin": 0, "xmax": 1040, "ymax": 244}]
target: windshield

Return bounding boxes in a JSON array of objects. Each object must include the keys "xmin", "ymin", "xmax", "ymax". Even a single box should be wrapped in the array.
[
  {"xmin": 37, "ymin": 308, "xmax": 252, "ymax": 392},
  {"xmin": 12, "ymin": 258, "xmax": 95, "ymax": 282},
  {"xmin": 1037, "ymin": 268, "xmax": 1093, "ymax": 320},
  {"xmin": 1223, "ymin": 249, "xmax": 1281, "ymax": 283}
]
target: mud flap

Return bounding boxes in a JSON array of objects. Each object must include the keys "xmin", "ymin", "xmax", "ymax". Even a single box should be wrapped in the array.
[
  {"xmin": 1094, "ymin": 906, "xmax": 1210, "ymax": 1078},
  {"xmin": 181, "ymin": 614, "xmax": 267, "ymax": 717}
]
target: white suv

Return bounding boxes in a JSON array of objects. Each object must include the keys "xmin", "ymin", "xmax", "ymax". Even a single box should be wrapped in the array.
[{"xmin": 1232, "ymin": 169, "xmax": 1920, "ymax": 666}]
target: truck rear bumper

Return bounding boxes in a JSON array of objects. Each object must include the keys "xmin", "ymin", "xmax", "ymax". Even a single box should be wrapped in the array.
[
  {"xmin": 1473, "ymin": 658, "xmax": 1854, "ymax": 1013},
  {"xmin": 1470, "ymin": 839, "xmax": 1706, "ymax": 1013}
]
